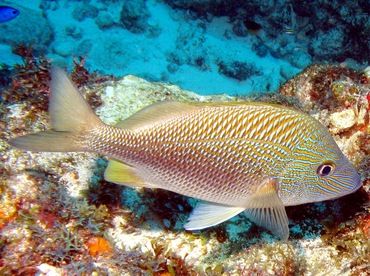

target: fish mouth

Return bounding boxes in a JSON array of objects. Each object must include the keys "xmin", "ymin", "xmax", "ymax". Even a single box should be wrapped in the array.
[
  {"xmin": 321, "ymin": 169, "xmax": 362, "ymax": 201},
  {"xmin": 342, "ymin": 167, "xmax": 363, "ymax": 193},
  {"xmin": 340, "ymin": 173, "xmax": 362, "ymax": 195}
]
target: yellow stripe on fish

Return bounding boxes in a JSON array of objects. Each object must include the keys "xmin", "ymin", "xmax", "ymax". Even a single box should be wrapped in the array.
[{"xmin": 9, "ymin": 66, "xmax": 362, "ymax": 241}]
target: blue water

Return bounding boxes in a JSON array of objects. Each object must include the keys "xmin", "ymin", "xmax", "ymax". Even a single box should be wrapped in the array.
[{"xmin": 0, "ymin": 0, "xmax": 368, "ymax": 95}]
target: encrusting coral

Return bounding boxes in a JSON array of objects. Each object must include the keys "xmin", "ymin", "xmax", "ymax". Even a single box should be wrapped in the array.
[{"xmin": 1, "ymin": 48, "xmax": 370, "ymax": 275}]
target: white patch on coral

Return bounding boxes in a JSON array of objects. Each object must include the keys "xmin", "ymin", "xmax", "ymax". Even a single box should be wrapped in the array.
[
  {"xmin": 37, "ymin": 263, "xmax": 62, "ymax": 276},
  {"xmin": 329, "ymin": 108, "xmax": 357, "ymax": 134},
  {"xmin": 299, "ymin": 239, "xmax": 343, "ymax": 275},
  {"xmin": 107, "ymin": 215, "xmax": 213, "ymax": 267}
]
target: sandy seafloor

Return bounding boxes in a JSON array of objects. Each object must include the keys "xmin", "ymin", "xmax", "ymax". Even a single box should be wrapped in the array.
[{"xmin": 1, "ymin": 0, "xmax": 370, "ymax": 275}]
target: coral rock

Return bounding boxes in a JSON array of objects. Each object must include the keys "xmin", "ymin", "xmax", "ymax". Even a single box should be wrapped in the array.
[{"xmin": 329, "ymin": 108, "xmax": 357, "ymax": 134}]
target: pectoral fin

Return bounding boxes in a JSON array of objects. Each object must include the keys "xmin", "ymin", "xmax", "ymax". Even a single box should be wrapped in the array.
[
  {"xmin": 244, "ymin": 177, "xmax": 289, "ymax": 241},
  {"xmin": 184, "ymin": 201, "xmax": 245, "ymax": 230}
]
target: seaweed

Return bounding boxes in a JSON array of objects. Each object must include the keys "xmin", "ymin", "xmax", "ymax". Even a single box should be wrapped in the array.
[
  {"xmin": 1, "ymin": 45, "xmax": 114, "ymax": 115},
  {"xmin": 1, "ymin": 45, "xmax": 51, "ymax": 112},
  {"xmin": 309, "ymin": 65, "xmax": 364, "ymax": 108}
]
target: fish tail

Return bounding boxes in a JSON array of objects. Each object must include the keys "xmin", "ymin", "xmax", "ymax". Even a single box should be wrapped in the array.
[{"xmin": 9, "ymin": 66, "xmax": 104, "ymax": 152}]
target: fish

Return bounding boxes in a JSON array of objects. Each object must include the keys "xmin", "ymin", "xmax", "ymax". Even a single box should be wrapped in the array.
[
  {"xmin": 243, "ymin": 20, "xmax": 262, "ymax": 34},
  {"xmin": 0, "ymin": 6, "xmax": 19, "ymax": 23},
  {"xmin": 9, "ymin": 66, "xmax": 362, "ymax": 240}
]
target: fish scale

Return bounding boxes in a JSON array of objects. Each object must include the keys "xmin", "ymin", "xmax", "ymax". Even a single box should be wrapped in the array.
[
  {"xmin": 87, "ymin": 105, "xmax": 332, "ymax": 204},
  {"xmin": 9, "ymin": 66, "xmax": 362, "ymax": 240}
]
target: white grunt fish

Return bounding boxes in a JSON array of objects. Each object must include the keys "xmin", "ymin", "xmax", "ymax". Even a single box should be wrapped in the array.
[{"xmin": 9, "ymin": 66, "xmax": 362, "ymax": 240}]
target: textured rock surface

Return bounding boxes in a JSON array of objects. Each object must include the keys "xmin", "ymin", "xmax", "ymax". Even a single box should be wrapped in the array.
[{"xmin": 329, "ymin": 108, "xmax": 357, "ymax": 134}]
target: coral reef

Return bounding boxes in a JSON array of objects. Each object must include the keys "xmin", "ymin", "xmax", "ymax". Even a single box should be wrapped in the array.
[
  {"xmin": 1, "ymin": 57, "xmax": 370, "ymax": 275},
  {"xmin": 163, "ymin": 0, "xmax": 370, "ymax": 64},
  {"xmin": 120, "ymin": 0, "xmax": 152, "ymax": 34},
  {"xmin": 1, "ymin": 0, "xmax": 314, "ymax": 95},
  {"xmin": 95, "ymin": 12, "xmax": 115, "ymax": 30},
  {"xmin": 1, "ymin": 0, "xmax": 368, "ymax": 97},
  {"xmin": 280, "ymin": 64, "xmax": 368, "ymax": 108},
  {"xmin": 1, "ymin": 46, "xmax": 113, "ymax": 114},
  {"xmin": 1, "ymin": 45, "xmax": 51, "ymax": 112}
]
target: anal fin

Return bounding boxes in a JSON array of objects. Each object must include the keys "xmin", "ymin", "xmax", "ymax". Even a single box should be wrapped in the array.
[
  {"xmin": 104, "ymin": 159, "xmax": 147, "ymax": 187},
  {"xmin": 244, "ymin": 177, "xmax": 289, "ymax": 241},
  {"xmin": 184, "ymin": 202, "xmax": 245, "ymax": 230}
]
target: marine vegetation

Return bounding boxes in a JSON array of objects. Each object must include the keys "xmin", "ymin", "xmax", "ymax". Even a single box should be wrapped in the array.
[{"xmin": 1, "ymin": 45, "xmax": 114, "ymax": 114}]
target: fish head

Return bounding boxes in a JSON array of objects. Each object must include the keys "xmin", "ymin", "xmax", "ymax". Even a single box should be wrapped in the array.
[{"xmin": 279, "ymin": 132, "xmax": 362, "ymax": 206}]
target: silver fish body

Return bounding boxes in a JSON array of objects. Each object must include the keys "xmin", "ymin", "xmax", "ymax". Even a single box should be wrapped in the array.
[{"xmin": 88, "ymin": 103, "xmax": 360, "ymax": 206}]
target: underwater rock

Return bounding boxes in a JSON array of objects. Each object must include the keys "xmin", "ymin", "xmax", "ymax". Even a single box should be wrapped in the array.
[
  {"xmin": 162, "ymin": 0, "xmax": 275, "ymax": 18},
  {"xmin": 37, "ymin": 264, "xmax": 62, "ymax": 275},
  {"xmin": 217, "ymin": 60, "xmax": 261, "ymax": 81},
  {"xmin": 292, "ymin": 1, "xmax": 315, "ymax": 17},
  {"xmin": 309, "ymin": 28, "xmax": 346, "ymax": 62},
  {"xmin": 72, "ymin": 3, "xmax": 99, "ymax": 22},
  {"xmin": 280, "ymin": 64, "xmax": 298, "ymax": 81},
  {"xmin": 65, "ymin": 24, "xmax": 83, "ymax": 40},
  {"xmin": 340, "ymin": 105, "xmax": 367, "ymax": 133},
  {"xmin": 52, "ymin": 40, "xmax": 75, "ymax": 57},
  {"xmin": 231, "ymin": 20, "xmax": 249, "ymax": 37},
  {"xmin": 76, "ymin": 39, "xmax": 93, "ymax": 57},
  {"xmin": 287, "ymin": 51, "xmax": 312, "ymax": 69},
  {"xmin": 329, "ymin": 108, "xmax": 357, "ymax": 134},
  {"xmin": 162, "ymin": 0, "xmax": 225, "ymax": 17},
  {"xmin": 164, "ymin": 0, "xmax": 370, "ymax": 64},
  {"xmin": 252, "ymin": 40, "xmax": 268, "ymax": 57},
  {"xmin": 279, "ymin": 64, "xmax": 367, "ymax": 111},
  {"xmin": 0, "ymin": 65, "xmax": 12, "ymax": 89},
  {"xmin": 145, "ymin": 18, "xmax": 162, "ymax": 38},
  {"xmin": 95, "ymin": 12, "xmax": 115, "ymax": 30},
  {"xmin": 120, "ymin": 0, "xmax": 150, "ymax": 34}
]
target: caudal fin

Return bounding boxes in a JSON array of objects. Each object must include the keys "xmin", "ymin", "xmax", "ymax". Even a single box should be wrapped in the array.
[{"xmin": 9, "ymin": 66, "xmax": 104, "ymax": 152}]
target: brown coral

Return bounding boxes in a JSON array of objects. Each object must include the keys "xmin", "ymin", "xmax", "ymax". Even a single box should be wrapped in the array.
[{"xmin": 279, "ymin": 64, "xmax": 367, "ymax": 111}]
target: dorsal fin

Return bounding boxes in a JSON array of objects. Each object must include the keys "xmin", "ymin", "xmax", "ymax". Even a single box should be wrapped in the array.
[{"xmin": 115, "ymin": 101, "xmax": 200, "ymax": 130}]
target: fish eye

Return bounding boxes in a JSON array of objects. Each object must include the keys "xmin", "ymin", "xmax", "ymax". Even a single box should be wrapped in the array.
[{"xmin": 316, "ymin": 161, "xmax": 335, "ymax": 177}]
